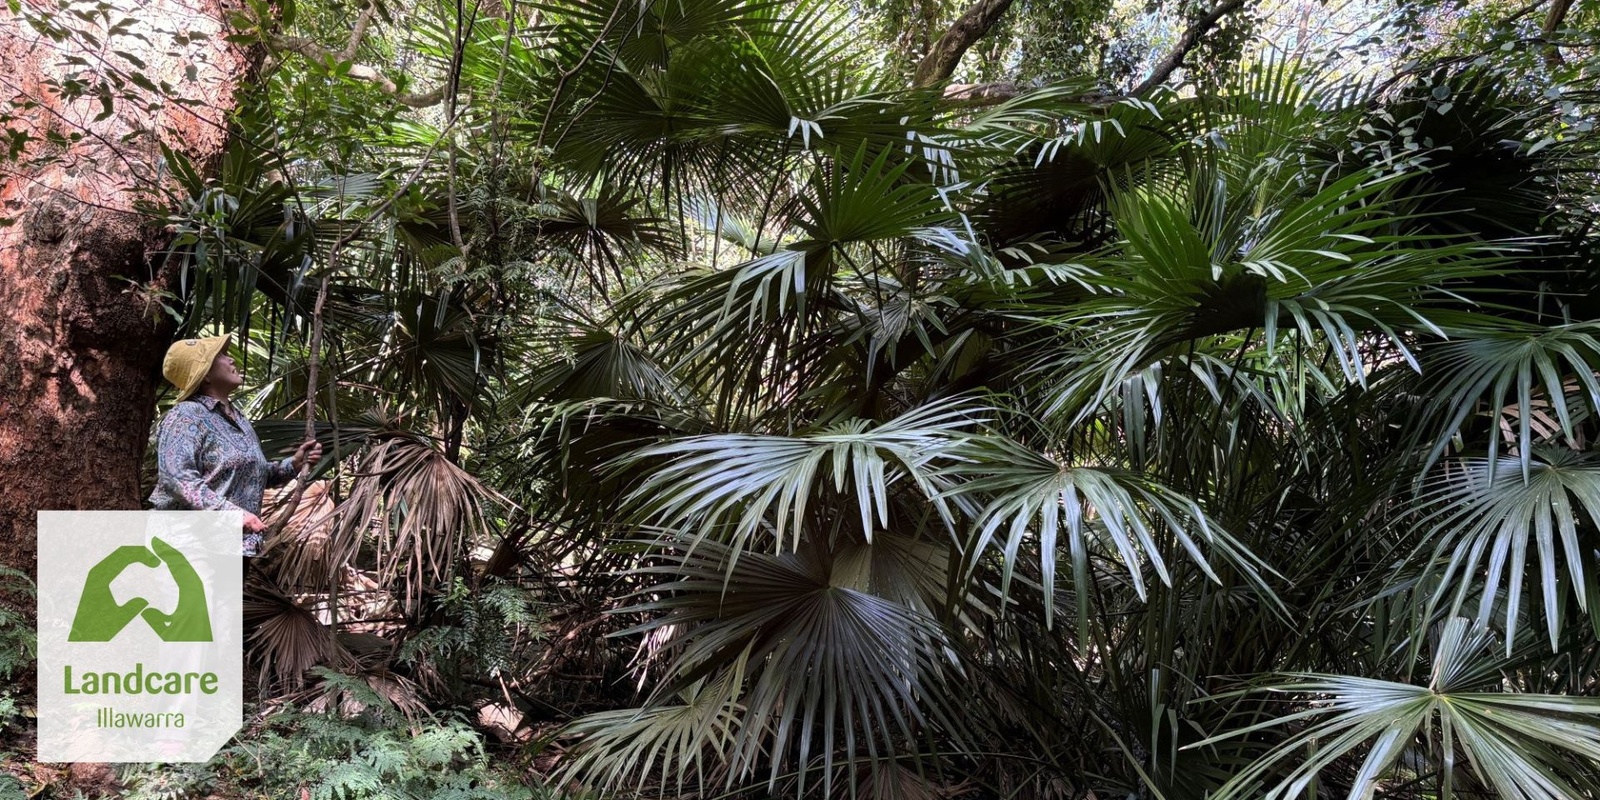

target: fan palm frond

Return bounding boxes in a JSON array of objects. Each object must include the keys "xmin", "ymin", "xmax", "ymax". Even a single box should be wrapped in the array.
[
  {"xmin": 561, "ymin": 674, "xmax": 749, "ymax": 796},
  {"xmin": 1413, "ymin": 449, "xmax": 1600, "ymax": 650},
  {"xmin": 792, "ymin": 142, "xmax": 955, "ymax": 252},
  {"xmin": 1026, "ymin": 163, "xmax": 1513, "ymax": 425},
  {"xmin": 521, "ymin": 316, "xmax": 688, "ymax": 404},
  {"xmin": 1415, "ymin": 322, "xmax": 1600, "ymax": 473},
  {"xmin": 1197, "ymin": 618, "xmax": 1600, "ymax": 800},
  {"xmin": 950, "ymin": 433, "xmax": 1273, "ymax": 629},
  {"xmin": 593, "ymin": 536, "xmax": 966, "ymax": 797},
  {"xmin": 245, "ymin": 571, "xmax": 349, "ymax": 691},
  {"xmin": 616, "ymin": 400, "xmax": 981, "ymax": 556},
  {"xmin": 327, "ymin": 432, "xmax": 513, "ymax": 612}
]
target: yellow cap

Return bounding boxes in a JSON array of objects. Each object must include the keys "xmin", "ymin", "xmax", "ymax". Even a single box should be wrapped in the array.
[{"xmin": 162, "ymin": 334, "xmax": 232, "ymax": 402}]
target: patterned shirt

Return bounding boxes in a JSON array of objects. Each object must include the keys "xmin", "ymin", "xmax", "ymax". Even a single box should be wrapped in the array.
[{"xmin": 148, "ymin": 395, "xmax": 297, "ymax": 556}]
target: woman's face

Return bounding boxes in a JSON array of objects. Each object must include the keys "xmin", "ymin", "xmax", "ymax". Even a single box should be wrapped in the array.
[{"xmin": 201, "ymin": 351, "xmax": 244, "ymax": 395}]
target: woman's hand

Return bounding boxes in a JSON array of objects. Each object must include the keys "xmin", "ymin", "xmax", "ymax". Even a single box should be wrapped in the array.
[
  {"xmin": 292, "ymin": 439, "xmax": 323, "ymax": 472},
  {"xmin": 243, "ymin": 512, "xmax": 267, "ymax": 533}
]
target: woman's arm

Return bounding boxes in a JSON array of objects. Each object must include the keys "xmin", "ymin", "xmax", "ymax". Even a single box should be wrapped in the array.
[
  {"xmin": 266, "ymin": 456, "xmax": 297, "ymax": 488},
  {"xmin": 266, "ymin": 439, "xmax": 322, "ymax": 487}
]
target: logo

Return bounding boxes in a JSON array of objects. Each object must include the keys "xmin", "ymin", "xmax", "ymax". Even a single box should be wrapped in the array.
[
  {"xmin": 38, "ymin": 511, "xmax": 243, "ymax": 763},
  {"xmin": 69, "ymin": 537, "xmax": 212, "ymax": 642}
]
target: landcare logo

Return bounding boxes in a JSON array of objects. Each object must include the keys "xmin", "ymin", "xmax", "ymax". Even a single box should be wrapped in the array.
[
  {"xmin": 38, "ymin": 511, "xmax": 243, "ymax": 763},
  {"xmin": 69, "ymin": 537, "xmax": 212, "ymax": 643}
]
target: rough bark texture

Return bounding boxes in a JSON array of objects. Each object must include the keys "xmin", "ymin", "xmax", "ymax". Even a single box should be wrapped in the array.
[
  {"xmin": 912, "ymin": 0, "xmax": 1016, "ymax": 89},
  {"xmin": 0, "ymin": 0, "xmax": 261, "ymax": 581},
  {"xmin": 943, "ymin": 81, "xmax": 1023, "ymax": 104}
]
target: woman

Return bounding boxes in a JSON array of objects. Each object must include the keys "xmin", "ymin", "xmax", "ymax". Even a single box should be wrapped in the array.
[{"xmin": 149, "ymin": 334, "xmax": 322, "ymax": 557}]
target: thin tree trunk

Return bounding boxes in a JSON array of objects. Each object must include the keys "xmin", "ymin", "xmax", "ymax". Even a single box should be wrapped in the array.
[
  {"xmin": 1543, "ymin": 0, "xmax": 1575, "ymax": 68},
  {"xmin": 1128, "ymin": 0, "xmax": 1248, "ymax": 96},
  {"xmin": 0, "ymin": 0, "xmax": 264, "ymax": 581}
]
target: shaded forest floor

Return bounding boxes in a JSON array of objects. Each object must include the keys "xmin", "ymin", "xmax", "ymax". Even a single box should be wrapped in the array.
[{"xmin": 0, "ymin": 661, "xmax": 551, "ymax": 800}]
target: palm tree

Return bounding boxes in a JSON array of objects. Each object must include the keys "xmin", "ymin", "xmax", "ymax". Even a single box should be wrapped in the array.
[
  {"xmin": 149, "ymin": 0, "xmax": 1600, "ymax": 796},
  {"xmin": 488, "ymin": 3, "xmax": 1600, "ymax": 797}
]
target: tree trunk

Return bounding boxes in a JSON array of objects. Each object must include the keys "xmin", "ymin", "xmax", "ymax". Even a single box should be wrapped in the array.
[{"xmin": 0, "ymin": 0, "xmax": 263, "ymax": 582}]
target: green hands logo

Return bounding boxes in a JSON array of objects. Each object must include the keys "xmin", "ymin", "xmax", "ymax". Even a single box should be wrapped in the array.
[{"xmin": 68, "ymin": 537, "xmax": 213, "ymax": 642}]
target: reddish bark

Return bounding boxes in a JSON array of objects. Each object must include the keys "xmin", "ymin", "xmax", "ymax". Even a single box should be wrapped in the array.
[{"xmin": 0, "ymin": 0, "xmax": 262, "ymax": 583}]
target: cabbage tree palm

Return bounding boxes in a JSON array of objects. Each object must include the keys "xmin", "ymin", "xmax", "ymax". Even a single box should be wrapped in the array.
[
  {"xmin": 493, "ymin": 3, "xmax": 1600, "ymax": 795},
  {"xmin": 160, "ymin": 0, "xmax": 1600, "ymax": 795}
]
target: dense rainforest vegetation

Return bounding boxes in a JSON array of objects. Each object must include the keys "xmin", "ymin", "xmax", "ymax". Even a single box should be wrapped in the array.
[{"xmin": 3, "ymin": 0, "xmax": 1600, "ymax": 797}]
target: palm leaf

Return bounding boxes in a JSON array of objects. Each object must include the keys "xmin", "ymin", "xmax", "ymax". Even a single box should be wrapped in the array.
[
  {"xmin": 1414, "ymin": 322, "xmax": 1600, "ymax": 475},
  {"xmin": 561, "ymin": 674, "xmax": 749, "ymax": 796},
  {"xmin": 324, "ymin": 432, "xmax": 513, "ymax": 612},
  {"xmin": 1025, "ymin": 163, "xmax": 1513, "ymax": 425},
  {"xmin": 615, "ymin": 400, "xmax": 981, "ymax": 556},
  {"xmin": 792, "ymin": 142, "xmax": 953, "ymax": 251},
  {"xmin": 950, "ymin": 433, "xmax": 1273, "ymax": 630},
  {"xmin": 596, "ymin": 536, "xmax": 966, "ymax": 796},
  {"xmin": 1412, "ymin": 449, "xmax": 1600, "ymax": 651},
  {"xmin": 1196, "ymin": 618, "xmax": 1600, "ymax": 800}
]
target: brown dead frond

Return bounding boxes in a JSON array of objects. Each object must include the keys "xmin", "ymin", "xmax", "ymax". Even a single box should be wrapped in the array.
[
  {"xmin": 263, "ymin": 479, "xmax": 339, "ymax": 588},
  {"xmin": 833, "ymin": 763, "xmax": 970, "ymax": 800},
  {"xmin": 331, "ymin": 432, "xmax": 514, "ymax": 614},
  {"xmin": 336, "ymin": 567, "xmax": 404, "ymax": 636},
  {"xmin": 245, "ymin": 572, "xmax": 351, "ymax": 693},
  {"xmin": 1496, "ymin": 374, "xmax": 1594, "ymax": 452},
  {"xmin": 477, "ymin": 701, "xmax": 530, "ymax": 743}
]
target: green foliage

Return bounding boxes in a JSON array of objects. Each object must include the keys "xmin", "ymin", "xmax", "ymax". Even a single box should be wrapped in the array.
[
  {"xmin": 1201, "ymin": 618, "xmax": 1600, "ymax": 800},
  {"xmin": 512, "ymin": 9, "xmax": 1600, "ymax": 793},
  {"xmin": 0, "ymin": 566, "xmax": 35, "ymax": 680},
  {"xmin": 1414, "ymin": 450, "xmax": 1600, "ymax": 651},
  {"xmin": 120, "ymin": 685, "xmax": 546, "ymax": 800},
  {"xmin": 0, "ymin": 608, "xmax": 24, "ymax": 800},
  {"xmin": 72, "ymin": 0, "xmax": 1600, "ymax": 797},
  {"xmin": 400, "ymin": 578, "xmax": 548, "ymax": 699}
]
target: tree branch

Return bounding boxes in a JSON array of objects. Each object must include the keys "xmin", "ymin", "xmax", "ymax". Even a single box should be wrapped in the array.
[
  {"xmin": 936, "ymin": 0, "xmax": 1249, "ymax": 107},
  {"xmin": 1129, "ymin": 0, "xmax": 1248, "ymax": 96},
  {"xmin": 942, "ymin": 81, "xmax": 1022, "ymax": 104},
  {"xmin": 341, "ymin": 1, "xmax": 379, "ymax": 62},
  {"xmin": 1542, "ymin": 0, "xmax": 1575, "ymax": 67},
  {"xmin": 912, "ymin": 0, "xmax": 1016, "ymax": 88},
  {"xmin": 272, "ymin": 34, "xmax": 445, "ymax": 108}
]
